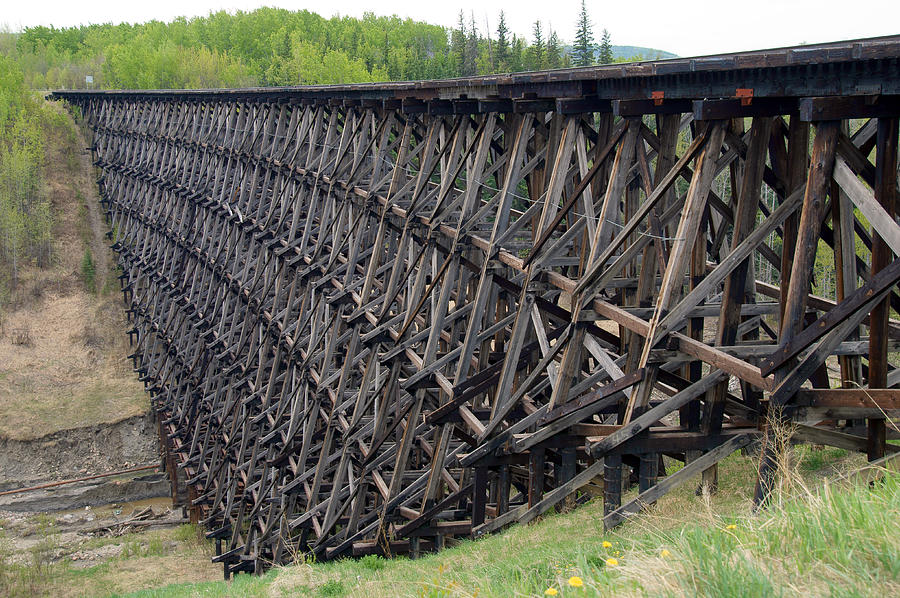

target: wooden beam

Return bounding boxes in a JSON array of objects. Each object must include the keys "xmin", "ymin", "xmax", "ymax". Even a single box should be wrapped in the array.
[{"xmin": 603, "ymin": 434, "xmax": 754, "ymax": 529}]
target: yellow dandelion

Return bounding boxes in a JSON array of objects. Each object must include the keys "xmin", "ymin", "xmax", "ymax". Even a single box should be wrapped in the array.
[
  {"xmin": 602, "ymin": 540, "xmax": 612, "ymax": 548},
  {"xmin": 726, "ymin": 524, "xmax": 737, "ymax": 530},
  {"xmin": 660, "ymin": 549, "xmax": 671, "ymax": 558},
  {"xmin": 545, "ymin": 588, "xmax": 559, "ymax": 596},
  {"xmin": 568, "ymin": 576, "xmax": 584, "ymax": 587},
  {"xmin": 605, "ymin": 557, "xmax": 619, "ymax": 567}
]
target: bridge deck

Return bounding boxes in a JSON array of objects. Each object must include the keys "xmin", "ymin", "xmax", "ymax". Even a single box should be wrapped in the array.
[
  {"xmin": 54, "ymin": 35, "xmax": 900, "ymax": 576},
  {"xmin": 54, "ymin": 34, "xmax": 900, "ymax": 103}
]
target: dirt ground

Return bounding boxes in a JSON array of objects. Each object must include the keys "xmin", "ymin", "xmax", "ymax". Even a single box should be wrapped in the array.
[
  {"xmin": 0, "ymin": 497, "xmax": 223, "ymax": 598},
  {"xmin": 0, "ymin": 101, "xmax": 149, "ymax": 443},
  {"xmin": 0, "ymin": 414, "xmax": 159, "ymax": 489}
]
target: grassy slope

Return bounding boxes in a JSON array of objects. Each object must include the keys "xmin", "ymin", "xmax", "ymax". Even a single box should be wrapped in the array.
[
  {"xmin": 112, "ymin": 449, "xmax": 898, "ymax": 598},
  {"xmin": 0, "ymin": 100, "xmax": 146, "ymax": 440}
]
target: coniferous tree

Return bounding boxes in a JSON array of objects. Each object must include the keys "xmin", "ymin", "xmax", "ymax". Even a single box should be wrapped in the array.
[
  {"xmin": 464, "ymin": 13, "xmax": 479, "ymax": 76},
  {"xmin": 529, "ymin": 21, "xmax": 544, "ymax": 70},
  {"xmin": 598, "ymin": 28, "xmax": 613, "ymax": 64},
  {"xmin": 572, "ymin": 0, "xmax": 594, "ymax": 67},
  {"xmin": 546, "ymin": 29, "xmax": 562, "ymax": 69},
  {"xmin": 11, "ymin": 7, "xmax": 613, "ymax": 84},
  {"xmin": 510, "ymin": 35, "xmax": 526, "ymax": 72},
  {"xmin": 495, "ymin": 11, "xmax": 510, "ymax": 71},
  {"xmin": 451, "ymin": 11, "xmax": 467, "ymax": 76},
  {"xmin": 483, "ymin": 15, "xmax": 494, "ymax": 71}
]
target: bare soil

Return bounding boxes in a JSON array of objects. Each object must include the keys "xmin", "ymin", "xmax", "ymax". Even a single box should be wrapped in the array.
[
  {"xmin": 0, "ymin": 414, "xmax": 158, "ymax": 490},
  {"xmin": 0, "ymin": 500, "xmax": 223, "ymax": 597},
  {"xmin": 0, "ymin": 101, "xmax": 148, "ymax": 443},
  {"xmin": 0, "ymin": 496, "xmax": 180, "ymax": 554}
]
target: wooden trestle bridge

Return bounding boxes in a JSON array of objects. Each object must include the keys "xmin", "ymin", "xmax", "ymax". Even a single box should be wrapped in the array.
[{"xmin": 54, "ymin": 35, "xmax": 900, "ymax": 576}]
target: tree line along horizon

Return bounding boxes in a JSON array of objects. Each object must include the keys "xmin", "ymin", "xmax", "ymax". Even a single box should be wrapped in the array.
[{"xmin": 0, "ymin": 3, "xmax": 661, "ymax": 91}]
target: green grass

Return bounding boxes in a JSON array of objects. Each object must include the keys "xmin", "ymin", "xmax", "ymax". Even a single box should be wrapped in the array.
[
  {"xmin": 114, "ymin": 572, "xmax": 278, "ymax": 598},
  {"xmin": 110, "ymin": 453, "xmax": 899, "ymax": 598},
  {"xmin": 0, "ymin": 525, "xmax": 57, "ymax": 598},
  {"xmin": 797, "ymin": 446, "xmax": 850, "ymax": 472},
  {"xmin": 172, "ymin": 524, "xmax": 201, "ymax": 543},
  {"xmin": 80, "ymin": 248, "xmax": 96, "ymax": 294},
  {"xmin": 120, "ymin": 537, "xmax": 167, "ymax": 559}
]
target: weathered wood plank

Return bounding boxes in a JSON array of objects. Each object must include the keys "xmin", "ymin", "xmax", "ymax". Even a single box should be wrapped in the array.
[{"xmin": 603, "ymin": 434, "xmax": 754, "ymax": 529}]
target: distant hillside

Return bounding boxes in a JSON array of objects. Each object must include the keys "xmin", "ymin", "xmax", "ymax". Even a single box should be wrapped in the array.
[
  {"xmin": 612, "ymin": 45, "xmax": 678, "ymax": 60},
  {"xmin": 562, "ymin": 44, "xmax": 677, "ymax": 64}
]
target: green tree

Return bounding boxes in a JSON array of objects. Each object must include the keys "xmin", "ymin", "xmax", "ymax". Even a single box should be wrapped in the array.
[
  {"xmin": 464, "ymin": 13, "xmax": 479, "ymax": 76},
  {"xmin": 546, "ymin": 29, "xmax": 563, "ymax": 69},
  {"xmin": 529, "ymin": 21, "xmax": 544, "ymax": 70},
  {"xmin": 572, "ymin": 0, "xmax": 594, "ymax": 67},
  {"xmin": 598, "ymin": 28, "xmax": 613, "ymax": 64},
  {"xmin": 0, "ymin": 55, "xmax": 53, "ymax": 289},
  {"xmin": 12, "ymin": 8, "xmax": 455, "ymax": 88},
  {"xmin": 451, "ymin": 11, "xmax": 467, "ymax": 76},
  {"xmin": 509, "ymin": 36, "xmax": 526, "ymax": 72},
  {"xmin": 277, "ymin": 28, "xmax": 291, "ymax": 59},
  {"xmin": 495, "ymin": 12, "xmax": 510, "ymax": 72}
]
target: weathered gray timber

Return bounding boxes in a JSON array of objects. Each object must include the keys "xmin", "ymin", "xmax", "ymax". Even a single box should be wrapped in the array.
[{"xmin": 53, "ymin": 35, "xmax": 900, "ymax": 577}]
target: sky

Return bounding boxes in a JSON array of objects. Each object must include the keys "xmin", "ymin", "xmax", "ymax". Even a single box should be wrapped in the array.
[{"xmin": 3, "ymin": 1, "xmax": 899, "ymax": 58}]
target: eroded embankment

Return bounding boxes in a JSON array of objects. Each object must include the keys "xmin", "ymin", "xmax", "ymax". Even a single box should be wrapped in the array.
[{"xmin": 0, "ymin": 414, "xmax": 158, "ymax": 490}]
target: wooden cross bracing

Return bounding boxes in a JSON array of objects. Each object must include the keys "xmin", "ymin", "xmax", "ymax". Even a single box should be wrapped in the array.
[{"xmin": 55, "ymin": 36, "xmax": 900, "ymax": 575}]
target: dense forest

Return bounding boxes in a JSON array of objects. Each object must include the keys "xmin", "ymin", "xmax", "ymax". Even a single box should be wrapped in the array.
[
  {"xmin": 0, "ymin": 5, "xmax": 641, "ymax": 90},
  {"xmin": 0, "ymin": 54, "xmax": 61, "ymax": 296}
]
